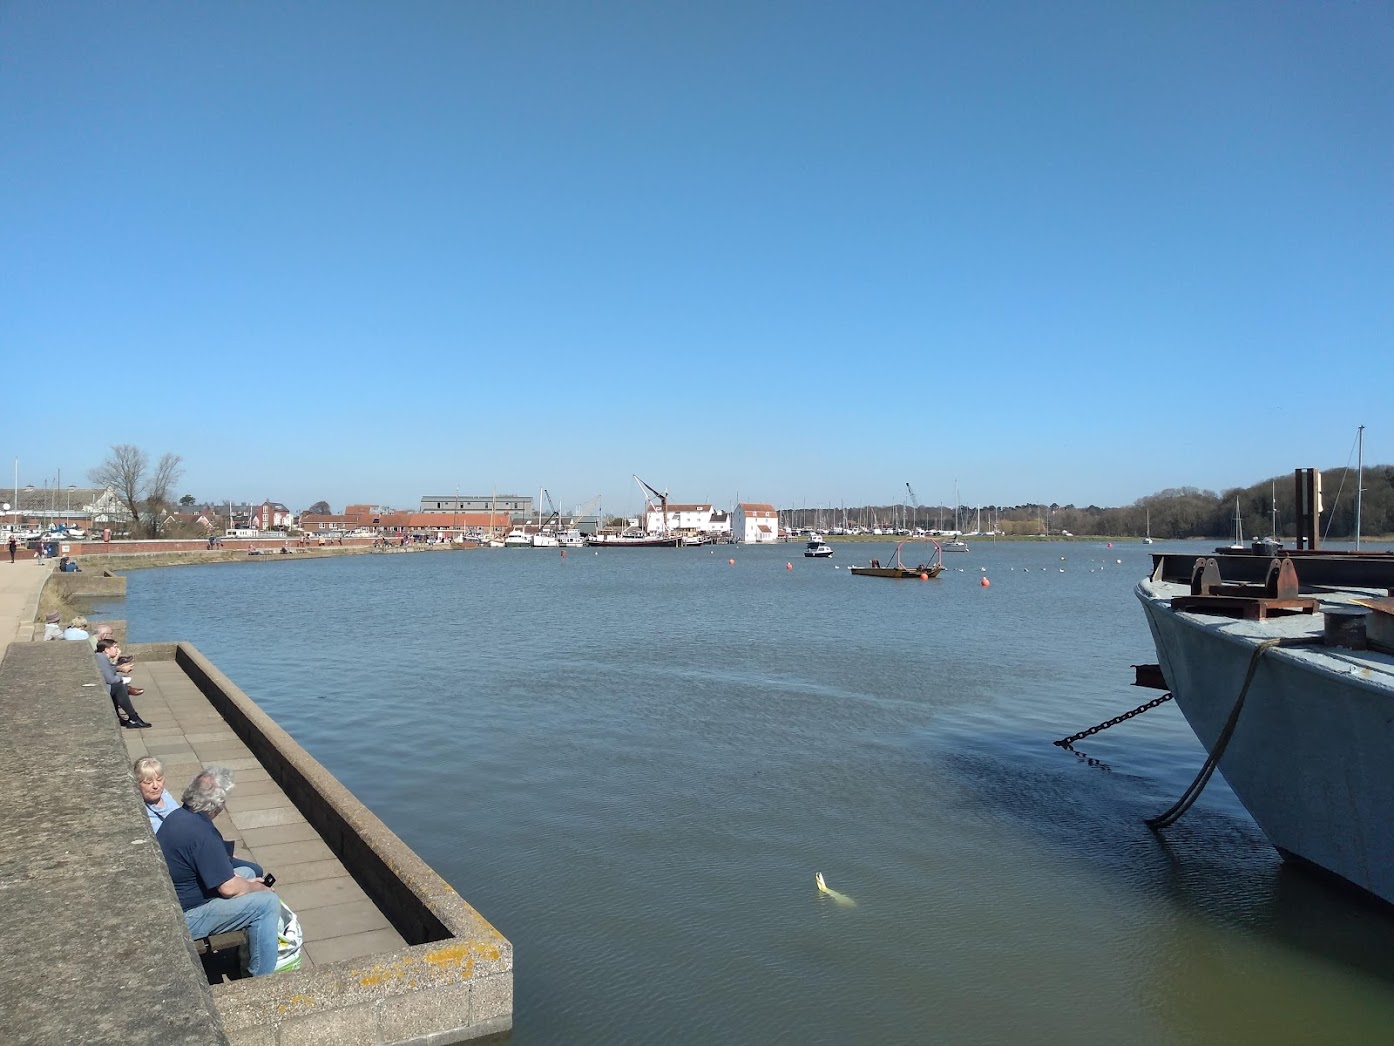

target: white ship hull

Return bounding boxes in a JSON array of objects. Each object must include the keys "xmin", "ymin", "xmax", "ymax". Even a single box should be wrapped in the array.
[{"xmin": 1136, "ymin": 577, "xmax": 1394, "ymax": 905}]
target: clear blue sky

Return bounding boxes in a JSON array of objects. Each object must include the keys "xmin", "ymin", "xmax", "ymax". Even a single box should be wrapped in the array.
[{"xmin": 3, "ymin": 2, "xmax": 1390, "ymax": 517}]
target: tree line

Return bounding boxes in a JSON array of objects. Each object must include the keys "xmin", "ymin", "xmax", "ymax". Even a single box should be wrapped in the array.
[{"xmin": 784, "ymin": 466, "xmax": 1394, "ymax": 540}]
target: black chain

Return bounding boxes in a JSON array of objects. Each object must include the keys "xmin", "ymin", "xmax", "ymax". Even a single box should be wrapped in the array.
[{"xmin": 1054, "ymin": 693, "xmax": 1174, "ymax": 749}]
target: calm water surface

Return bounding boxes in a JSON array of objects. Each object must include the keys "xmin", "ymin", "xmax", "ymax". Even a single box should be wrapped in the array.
[{"xmin": 102, "ymin": 541, "xmax": 1394, "ymax": 1043}]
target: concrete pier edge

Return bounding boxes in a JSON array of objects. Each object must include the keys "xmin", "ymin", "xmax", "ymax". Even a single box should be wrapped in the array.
[{"xmin": 2, "ymin": 564, "xmax": 512, "ymax": 1045}]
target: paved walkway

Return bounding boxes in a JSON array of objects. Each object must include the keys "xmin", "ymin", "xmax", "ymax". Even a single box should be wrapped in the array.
[
  {"xmin": 1, "ymin": 558, "xmax": 409, "ymax": 973},
  {"xmin": 0, "ymin": 556, "xmax": 50, "ymax": 661},
  {"xmin": 122, "ymin": 660, "xmax": 407, "ymax": 972}
]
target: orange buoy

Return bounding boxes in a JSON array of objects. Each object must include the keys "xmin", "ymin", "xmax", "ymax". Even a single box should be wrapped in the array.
[
  {"xmin": 919, "ymin": 572, "xmax": 929, "ymax": 581},
  {"xmin": 786, "ymin": 562, "xmax": 793, "ymax": 570},
  {"xmin": 980, "ymin": 577, "xmax": 990, "ymax": 587},
  {"xmin": 728, "ymin": 558, "xmax": 735, "ymax": 565}
]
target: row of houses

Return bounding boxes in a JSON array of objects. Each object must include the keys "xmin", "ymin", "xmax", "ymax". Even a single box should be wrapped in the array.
[
  {"xmin": 0, "ymin": 486, "xmax": 298, "ymax": 535},
  {"xmin": 642, "ymin": 503, "xmax": 779, "ymax": 543}
]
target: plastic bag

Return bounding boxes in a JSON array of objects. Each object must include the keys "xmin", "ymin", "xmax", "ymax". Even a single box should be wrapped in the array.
[{"xmin": 275, "ymin": 903, "xmax": 303, "ymax": 972}]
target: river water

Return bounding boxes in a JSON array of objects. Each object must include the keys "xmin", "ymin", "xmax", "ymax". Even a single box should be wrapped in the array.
[{"xmin": 100, "ymin": 540, "xmax": 1394, "ymax": 1043}]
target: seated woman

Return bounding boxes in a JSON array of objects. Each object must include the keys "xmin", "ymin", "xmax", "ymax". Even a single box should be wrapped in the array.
[{"xmin": 134, "ymin": 756, "xmax": 181, "ymax": 833}]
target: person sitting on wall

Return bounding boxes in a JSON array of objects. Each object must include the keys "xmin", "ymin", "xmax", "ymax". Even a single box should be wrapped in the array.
[
  {"xmin": 134, "ymin": 756, "xmax": 181, "ymax": 832},
  {"xmin": 158, "ymin": 767, "xmax": 282, "ymax": 976},
  {"xmin": 88, "ymin": 624, "xmax": 136, "ymax": 672},
  {"xmin": 43, "ymin": 611, "xmax": 64, "ymax": 640},
  {"xmin": 95, "ymin": 638, "xmax": 150, "ymax": 726},
  {"xmin": 64, "ymin": 616, "xmax": 90, "ymax": 641}
]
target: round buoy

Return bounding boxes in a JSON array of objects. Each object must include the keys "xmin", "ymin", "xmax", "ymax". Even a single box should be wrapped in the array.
[
  {"xmin": 729, "ymin": 558, "xmax": 735, "ymax": 566},
  {"xmin": 560, "ymin": 550, "xmax": 566, "ymax": 558},
  {"xmin": 1116, "ymin": 558, "xmax": 1122, "ymax": 564},
  {"xmin": 981, "ymin": 566, "xmax": 987, "ymax": 571},
  {"xmin": 980, "ymin": 577, "xmax": 990, "ymax": 587},
  {"xmin": 786, "ymin": 562, "xmax": 793, "ymax": 570},
  {"xmin": 1107, "ymin": 541, "xmax": 1113, "ymax": 548},
  {"xmin": 919, "ymin": 572, "xmax": 929, "ymax": 581}
]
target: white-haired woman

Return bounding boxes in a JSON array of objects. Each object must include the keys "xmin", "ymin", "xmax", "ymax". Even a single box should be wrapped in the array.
[{"xmin": 134, "ymin": 756, "xmax": 180, "ymax": 832}]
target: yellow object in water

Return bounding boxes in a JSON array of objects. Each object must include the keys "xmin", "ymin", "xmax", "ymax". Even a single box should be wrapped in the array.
[{"xmin": 814, "ymin": 871, "xmax": 856, "ymax": 907}]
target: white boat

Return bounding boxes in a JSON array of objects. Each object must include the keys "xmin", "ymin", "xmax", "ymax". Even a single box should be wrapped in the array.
[
  {"xmin": 941, "ymin": 540, "xmax": 969, "ymax": 553},
  {"xmin": 532, "ymin": 530, "xmax": 559, "ymax": 548},
  {"xmin": 503, "ymin": 529, "xmax": 532, "ymax": 548},
  {"xmin": 1226, "ymin": 497, "xmax": 1245, "ymax": 550},
  {"xmin": 803, "ymin": 536, "xmax": 833, "ymax": 558},
  {"xmin": 1143, "ymin": 506, "xmax": 1154, "ymax": 544},
  {"xmin": 557, "ymin": 529, "xmax": 586, "ymax": 548}
]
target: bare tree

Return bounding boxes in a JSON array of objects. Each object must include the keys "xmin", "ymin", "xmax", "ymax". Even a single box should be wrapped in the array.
[{"xmin": 89, "ymin": 445, "xmax": 184, "ymax": 537}]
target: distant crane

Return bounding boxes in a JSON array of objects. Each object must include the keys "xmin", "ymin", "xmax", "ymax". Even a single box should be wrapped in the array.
[
  {"xmin": 538, "ymin": 488, "xmax": 561, "ymax": 534},
  {"xmin": 906, "ymin": 482, "xmax": 919, "ymax": 532},
  {"xmin": 633, "ymin": 474, "xmax": 669, "ymax": 536},
  {"xmin": 571, "ymin": 493, "xmax": 603, "ymax": 528}
]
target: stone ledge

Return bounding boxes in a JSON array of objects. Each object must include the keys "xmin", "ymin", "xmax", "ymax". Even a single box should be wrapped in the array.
[
  {"xmin": 174, "ymin": 643, "xmax": 512, "ymax": 1043},
  {"xmin": 0, "ymin": 641, "xmax": 228, "ymax": 1045}
]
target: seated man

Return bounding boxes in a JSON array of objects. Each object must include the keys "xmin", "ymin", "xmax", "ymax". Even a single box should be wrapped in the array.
[
  {"xmin": 135, "ymin": 757, "xmax": 267, "ymax": 877},
  {"xmin": 158, "ymin": 767, "xmax": 282, "ymax": 976},
  {"xmin": 95, "ymin": 638, "xmax": 150, "ymax": 727}
]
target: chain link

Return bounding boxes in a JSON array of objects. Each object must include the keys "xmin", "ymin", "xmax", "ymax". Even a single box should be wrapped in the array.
[{"xmin": 1054, "ymin": 693, "xmax": 1173, "ymax": 749}]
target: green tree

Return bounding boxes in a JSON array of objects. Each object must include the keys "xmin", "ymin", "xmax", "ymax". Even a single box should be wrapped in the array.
[{"xmin": 179, "ymin": 494, "xmax": 196, "ymax": 507}]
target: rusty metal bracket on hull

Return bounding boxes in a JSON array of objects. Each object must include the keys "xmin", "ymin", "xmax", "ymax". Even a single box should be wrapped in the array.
[
  {"xmin": 1168, "ymin": 556, "xmax": 1317, "ymax": 619},
  {"xmin": 1150, "ymin": 550, "xmax": 1394, "ymax": 593}
]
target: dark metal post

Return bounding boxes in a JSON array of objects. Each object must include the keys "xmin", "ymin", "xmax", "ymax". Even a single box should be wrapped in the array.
[{"xmin": 1294, "ymin": 468, "xmax": 1320, "ymax": 550}]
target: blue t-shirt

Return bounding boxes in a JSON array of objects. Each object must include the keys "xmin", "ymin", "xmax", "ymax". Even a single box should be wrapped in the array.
[
  {"xmin": 157, "ymin": 807, "xmax": 236, "ymax": 911},
  {"xmin": 145, "ymin": 790, "xmax": 180, "ymax": 834}
]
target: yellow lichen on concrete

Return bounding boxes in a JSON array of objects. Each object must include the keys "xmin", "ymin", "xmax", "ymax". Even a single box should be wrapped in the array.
[
  {"xmin": 275, "ymin": 994, "xmax": 319, "ymax": 1015},
  {"xmin": 356, "ymin": 956, "xmax": 416, "ymax": 988}
]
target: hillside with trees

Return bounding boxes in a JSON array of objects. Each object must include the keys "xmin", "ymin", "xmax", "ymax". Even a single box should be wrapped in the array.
[{"xmin": 783, "ymin": 465, "xmax": 1394, "ymax": 540}]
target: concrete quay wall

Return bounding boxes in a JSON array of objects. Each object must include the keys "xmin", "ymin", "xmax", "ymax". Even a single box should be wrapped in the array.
[
  {"xmin": 0, "ymin": 638, "xmax": 512, "ymax": 1045},
  {"xmin": 0, "ymin": 641, "xmax": 229, "ymax": 1046},
  {"xmin": 171, "ymin": 643, "xmax": 513, "ymax": 1044}
]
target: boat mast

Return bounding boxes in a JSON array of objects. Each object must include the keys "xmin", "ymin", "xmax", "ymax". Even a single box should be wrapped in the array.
[{"xmin": 1355, "ymin": 423, "xmax": 1364, "ymax": 550}]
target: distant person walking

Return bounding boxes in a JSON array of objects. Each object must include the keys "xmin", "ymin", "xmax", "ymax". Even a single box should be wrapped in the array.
[{"xmin": 7, "ymin": 536, "xmax": 15, "ymax": 563}]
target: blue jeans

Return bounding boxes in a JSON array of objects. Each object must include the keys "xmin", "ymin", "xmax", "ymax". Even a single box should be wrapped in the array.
[{"xmin": 183, "ymin": 890, "xmax": 282, "ymax": 976}]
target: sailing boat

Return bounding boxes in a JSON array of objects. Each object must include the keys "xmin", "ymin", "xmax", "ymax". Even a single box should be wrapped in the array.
[
  {"xmin": 487, "ymin": 490, "xmax": 506, "ymax": 547},
  {"xmin": 1143, "ymin": 507, "xmax": 1154, "ymax": 544},
  {"xmin": 1226, "ymin": 497, "xmax": 1245, "ymax": 550}
]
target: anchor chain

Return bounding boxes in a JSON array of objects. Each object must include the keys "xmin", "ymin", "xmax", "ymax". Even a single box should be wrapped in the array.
[{"xmin": 1054, "ymin": 693, "xmax": 1173, "ymax": 750}]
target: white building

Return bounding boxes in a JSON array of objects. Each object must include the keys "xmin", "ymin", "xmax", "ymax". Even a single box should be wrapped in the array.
[
  {"xmin": 642, "ymin": 503, "xmax": 732, "ymax": 538},
  {"xmin": 732, "ymin": 502, "xmax": 779, "ymax": 543}
]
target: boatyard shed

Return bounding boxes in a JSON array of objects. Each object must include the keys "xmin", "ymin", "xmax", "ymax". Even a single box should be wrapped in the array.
[{"xmin": 733, "ymin": 503, "xmax": 779, "ymax": 543}]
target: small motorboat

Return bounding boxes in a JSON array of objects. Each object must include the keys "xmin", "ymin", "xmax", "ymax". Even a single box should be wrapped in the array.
[{"xmin": 803, "ymin": 535, "xmax": 833, "ymax": 558}]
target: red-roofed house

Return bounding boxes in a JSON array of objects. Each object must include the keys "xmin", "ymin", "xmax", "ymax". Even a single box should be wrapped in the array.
[{"xmin": 733, "ymin": 503, "xmax": 779, "ymax": 544}]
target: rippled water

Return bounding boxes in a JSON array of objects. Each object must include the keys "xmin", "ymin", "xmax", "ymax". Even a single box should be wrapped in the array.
[{"xmin": 101, "ymin": 541, "xmax": 1394, "ymax": 1043}]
